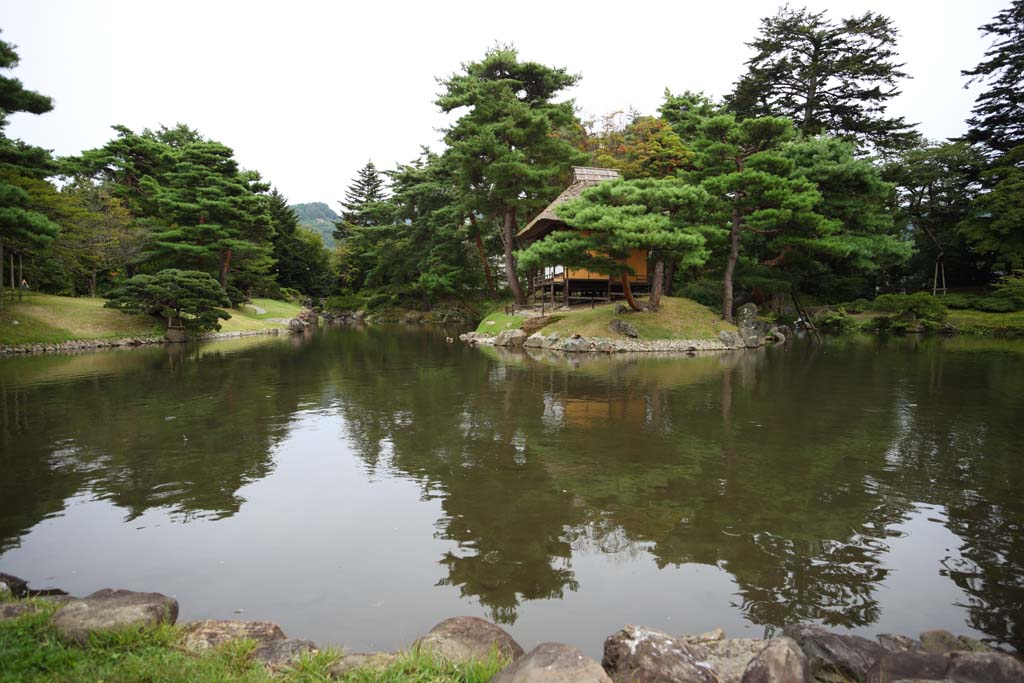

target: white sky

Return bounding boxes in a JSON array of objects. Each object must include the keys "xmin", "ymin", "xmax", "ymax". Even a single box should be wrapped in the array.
[{"xmin": 0, "ymin": 0, "xmax": 1006, "ymax": 204}]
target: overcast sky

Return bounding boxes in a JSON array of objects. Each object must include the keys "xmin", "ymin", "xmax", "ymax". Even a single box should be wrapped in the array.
[{"xmin": 0, "ymin": 0, "xmax": 1006, "ymax": 204}]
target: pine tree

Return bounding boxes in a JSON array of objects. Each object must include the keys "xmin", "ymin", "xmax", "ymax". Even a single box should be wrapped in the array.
[
  {"xmin": 269, "ymin": 188, "xmax": 332, "ymax": 297},
  {"xmin": 438, "ymin": 45, "xmax": 587, "ymax": 305},
  {"xmin": 963, "ymin": 0, "xmax": 1024, "ymax": 156},
  {"xmin": 516, "ymin": 178, "xmax": 709, "ymax": 310},
  {"xmin": 333, "ymin": 161, "xmax": 387, "ymax": 241},
  {"xmin": 0, "ymin": 33, "xmax": 60, "ymax": 307},
  {"xmin": 727, "ymin": 7, "xmax": 917, "ymax": 153}
]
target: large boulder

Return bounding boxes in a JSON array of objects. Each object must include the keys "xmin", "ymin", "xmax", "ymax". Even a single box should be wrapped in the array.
[
  {"xmin": 559, "ymin": 336, "xmax": 594, "ymax": 353},
  {"xmin": 0, "ymin": 572, "xmax": 29, "ymax": 598},
  {"xmin": 736, "ymin": 303, "xmax": 758, "ymax": 329},
  {"xmin": 718, "ymin": 330, "xmax": 741, "ymax": 348},
  {"xmin": 252, "ymin": 638, "xmax": 318, "ymax": 668},
  {"xmin": 524, "ymin": 333, "xmax": 546, "ymax": 348},
  {"xmin": 607, "ymin": 318, "xmax": 639, "ymax": 339},
  {"xmin": 864, "ymin": 651, "xmax": 950, "ymax": 683},
  {"xmin": 877, "ymin": 633, "xmax": 925, "ymax": 653},
  {"xmin": 945, "ymin": 651, "xmax": 1024, "ymax": 683},
  {"xmin": 602, "ymin": 625, "xmax": 716, "ymax": 683},
  {"xmin": 491, "ymin": 642, "xmax": 611, "ymax": 683},
  {"xmin": 327, "ymin": 652, "xmax": 402, "ymax": 678},
  {"xmin": 180, "ymin": 619, "xmax": 286, "ymax": 653},
  {"xmin": 738, "ymin": 328, "xmax": 762, "ymax": 348},
  {"xmin": 919, "ymin": 629, "xmax": 961, "ymax": 655},
  {"xmin": 288, "ymin": 317, "xmax": 307, "ymax": 333},
  {"xmin": 494, "ymin": 329, "xmax": 527, "ymax": 348},
  {"xmin": 783, "ymin": 624, "xmax": 886, "ymax": 681},
  {"xmin": 414, "ymin": 616, "xmax": 523, "ymax": 664},
  {"xmin": 679, "ymin": 636, "xmax": 766, "ymax": 683},
  {"xmin": 52, "ymin": 589, "xmax": 178, "ymax": 643},
  {"xmin": 0, "ymin": 602, "xmax": 40, "ymax": 621},
  {"xmin": 542, "ymin": 332, "xmax": 560, "ymax": 349},
  {"xmin": 740, "ymin": 637, "xmax": 809, "ymax": 683}
]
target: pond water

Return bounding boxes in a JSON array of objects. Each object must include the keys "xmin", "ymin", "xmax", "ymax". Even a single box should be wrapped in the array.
[{"xmin": 1, "ymin": 326, "xmax": 1022, "ymax": 656}]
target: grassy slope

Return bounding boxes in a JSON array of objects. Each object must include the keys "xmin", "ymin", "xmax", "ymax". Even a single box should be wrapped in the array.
[
  {"xmin": 849, "ymin": 308, "xmax": 1024, "ymax": 336},
  {"xmin": 0, "ymin": 599, "xmax": 506, "ymax": 683},
  {"xmin": 541, "ymin": 297, "xmax": 735, "ymax": 341},
  {"xmin": 475, "ymin": 311, "xmax": 523, "ymax": 334},
  {"xmin": 0, "ymin": 295, "xmax": 302, "ymax": 346}
]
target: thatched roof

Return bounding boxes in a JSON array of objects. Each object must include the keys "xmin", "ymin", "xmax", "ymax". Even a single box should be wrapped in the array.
[{"xmin": 517, "ymin": 166, "xmax": 620, "ymax": 243}]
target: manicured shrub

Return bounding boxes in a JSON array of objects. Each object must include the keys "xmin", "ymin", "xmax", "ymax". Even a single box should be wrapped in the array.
[{"xmin": 873, "ymin": 293, "xmax": 948, "ymax": 322}]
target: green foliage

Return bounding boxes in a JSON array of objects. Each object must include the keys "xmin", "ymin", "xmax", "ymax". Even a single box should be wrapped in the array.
[
  {"xmin": 325, "ymin": 292, "xmax": 366, "ymax": 311},
  {"xmin": 814, "ymin": 308, "xmax": 859, "ymax": 334},
  {"xmin": 268, "ymin": 189, "xmax": 333, "ymax": 298},
  {"xmin": 518, "ymin": 177, "xmax": 709, "ymax": 277},
  {"xmin": 105, "ymin": 269, "xmax": 231, "ymax": 332},
  {"xmin": 963, "ymin": 0, "xmax": 1024, "ymax": 156},
  {"xmin": 290, "ymin": 201, "xmax": 338, "ymax": 248},
  {"xmin": 334, "ymin": 161, "xmax": 389, "ymax": 242},
  {"xmin": 873, "ymin": 293, "xmax": 948, "ymax": 322},
  {"xmin": 842, "ymin": 298, "xmax": 871, "ymax": 314},
  {"xmin": 677, "ymin": 276, "xmax": 723, "ymax": 310},
  {"xmin": 727, "ymin": 6, "xmax": 917, "ymax": 153},
  {"xmin": 575, "ymin": 114, "xmax": 692, "ymax": 179},
  {"xmin": 959, "ymin": 145, "xmax": 1024, "ymax": 270}
]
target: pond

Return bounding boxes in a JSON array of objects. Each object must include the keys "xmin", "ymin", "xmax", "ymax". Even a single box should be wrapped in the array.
[{"xmin": 1, "ymin": 326, "xmax": 1022, "ymax": 656}]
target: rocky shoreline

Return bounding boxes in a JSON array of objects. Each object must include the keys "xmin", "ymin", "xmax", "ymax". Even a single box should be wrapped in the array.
[
  {"xmin": 1, "ymin": 572, "xmax": 1019, "ymax": 682},
  {"xmin": 461, "ymin": 303, "xmax": 790, "ymax": 354}
]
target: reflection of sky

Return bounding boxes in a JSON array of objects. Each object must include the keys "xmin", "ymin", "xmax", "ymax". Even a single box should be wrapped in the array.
[{"xmin": 0, "ymin": 405, "xmax": 994, "ymax": 659}]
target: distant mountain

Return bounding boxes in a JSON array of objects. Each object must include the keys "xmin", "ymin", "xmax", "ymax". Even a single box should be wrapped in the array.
[{"xmin": 290, "ymin": 202, "xmax": 339, "ymax": 248}]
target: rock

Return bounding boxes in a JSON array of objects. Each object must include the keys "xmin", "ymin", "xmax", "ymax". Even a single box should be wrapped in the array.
[
  {"xmin": 954, "ymin": 635, "xmax": 991, "ymax": 653},
  {"xmin": 414, "ymin": 616, "xmax": 523, "ymax": 663},
  {"xmin": 0, "ymin": 602, "xmax": 40, "ymax": 621},
  {"xmin": 718, "ymin": 330, "xmax": 741, "ymax": 348},
  {"xmin": 288, "ymin": 317, "xmax": 307, "ymax": 333},
  {"xmin": 691, "ymin": 638, "xmax": 769, "ymax": 683},
  {"xmin": 865, "ymin": 651, "xmax": 950, "ymax": 683},
  {"xmin": 595, "ymin": 340, "xmax": 616, "ymax": 354},
  {"xmin": 328, "ymin": 652, "xmax": 402, "ymax": 678},
  {"xmin": 252, "ymin": 638, "xmax": 318, "ymax": 667},
  {"xmin": 494, "ymin": 329, "xmax": 527, "ymax": 348},
  {"xmin": 602, "ymin": 624, "xmax": 715, "ymax": 683},
  {"xmin": 920, "ymin": 630, "xmax": 961, "ymax": 655},
  {"xmin": 740, "ymin": 637, "xmax": 809, "ymax": 683},
  {"xmin": 945, "ymin": 650, "xmax": 1024, "ymax": 682},
  {"xmin": 164, "ymin": 328, "xmax": 187, "ymax": 343},
  {"xmin": 542, "ymin": 332, "xmax": 560, "ymax": 349},
  {"xmin": 180, "ymin": 619, "xmax": 286, "ymax": 653},
  {"xmin": 492, "ymin": 642, "xmax": 612, "ymax": 683},
  {"xmin": 783, "ymin": 624, "xmax": 886, "ymax": 681},
  {"xmin": 559, "ymin": 337, "xmax": 594, "ymax": 353},
  {"xmin": 0, "ymin": 582, "xmax": 10, "ymax": 597},
  {"xmin": 524, "ymin": 333, "xmax": 546, "ymax": 348},
  {"xmin": 688, "ymin": 628, "xmax": 726, "ymax": 643},
  {"xmin": 521, "ymin": 316, "xmax": 553, "ymax": 335},
  {"xmin": 607, "ymin": 318, "xmax": 639, "ymax": 338},
  {"xmin": 737, "ymin": 303, "xmax": 758, "ymax": 329},
  {"xmin": 878, "ymin": 634, "xmax": 925, "ymax": 652},
  {"xmin": 614, "ymin": 303, "xmax": 630, "ymax": 314},
  {"xmin": 52, "ymin": 589, "xmax": 179, "ymax": 643},
  {"xmin": 738, "ymin": 328, "xmax": 762, "ymax": 348}
]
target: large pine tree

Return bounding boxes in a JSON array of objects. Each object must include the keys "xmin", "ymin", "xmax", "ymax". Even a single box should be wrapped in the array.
[
  {"xmin": 0, "ymin": 33, "xmax": 60, "ymax": 307},
  {"xmin": 727, "ymin": 6, "xmax": 917, "ymax": 153},
  {"xmin": 963, "ymin": 0, "xmax": 1024, "ymax": 156},
  {"xmin": 437, "ymin": 46, "xmax": 587, "ymax": 305}
]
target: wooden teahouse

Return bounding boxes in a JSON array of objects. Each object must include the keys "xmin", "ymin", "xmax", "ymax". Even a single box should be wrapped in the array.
[{"xmin": 517, "ymin": 166, "xmax": 649, "ymax": 305}]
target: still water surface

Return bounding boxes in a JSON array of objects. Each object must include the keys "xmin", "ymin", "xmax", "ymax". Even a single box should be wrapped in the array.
[{"xmin": 1, "ymin": 327, "xmax": 1022, "ymax": 656}]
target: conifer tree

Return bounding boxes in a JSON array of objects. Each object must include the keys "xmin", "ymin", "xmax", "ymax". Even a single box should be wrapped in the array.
[
  {"xmin": 0, "ymin": 33, "xmax": 60, "ymax": 307},
  {"xmin": 963, "ymin": 0, "xmax": 1024, "ymax": 156},
  {"xmin": 333, "ymin": 161, "xmax": 387, "ymax": 241},
  {"xmin": 437, "ymin": 46, "xmax": 587, "ymax": 305},
  {"xmin": 727, "ymin": 6, "xmax": 917, "ymax": 153}
]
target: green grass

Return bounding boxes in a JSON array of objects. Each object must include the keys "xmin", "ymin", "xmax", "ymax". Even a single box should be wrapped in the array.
[
  {"xmin": 475, "ymin": 310, "xmax": 523, "ymax": 334},
  {"xmin": 0, "ymin": 601, "xmax": 506, "ymax": 683},
  {"xmin": 0, "ymin": 294, "xmax": 302, "ymax": 345},
  {"xmin": 947, "ymin": 309, "xmax": 1024, "ymax": 336},
  {"xmin": 0, "ymin": 294, "xmax": 163, "ymax": 345},
  {"xmin": 540, "ymin": 296, "xmax": 735, "ymax": 341}
]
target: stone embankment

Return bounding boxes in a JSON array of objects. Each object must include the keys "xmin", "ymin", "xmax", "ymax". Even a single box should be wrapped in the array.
[
  {"xmin": 1, "ymin": 572, "xmax": 1020, "ymax": 682},
  {"xmin": 462, "ymin": 303, "xmax": 790, "ymax": 354}
]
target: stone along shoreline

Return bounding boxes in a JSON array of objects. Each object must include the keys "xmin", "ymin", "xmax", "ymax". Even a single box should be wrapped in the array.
[{"xmin": 1, "ymin": 572, "xmax": 1020, "ymax": 682}]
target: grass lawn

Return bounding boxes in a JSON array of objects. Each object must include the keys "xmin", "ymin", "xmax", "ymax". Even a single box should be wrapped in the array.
[
  {"xmin": 0, "ymin": 294, "xmax": 303, "ymax": 346},
  {"xmin": 475, "ymin": 310, "xmax": 523, "ymax": 334},
  {"xmin": 0, "ymin": 599, "xmax": 507, "ymax": 683},
  {"xmin": 540, "ymin": 296, "xmax": 735, "ymax": 341},
  {"xmin": 946, "ymin": 309, "xmax": 1024, "ymax": 336}
]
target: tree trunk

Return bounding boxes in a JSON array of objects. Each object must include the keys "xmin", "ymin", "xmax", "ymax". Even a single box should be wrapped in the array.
[
  {"xmin": 89, "ymin": 271, "xmax": 97, "ymax": 298},
  {"xmin": 722, "ymin": 208, "xmax": 742, "ymax": 323},
  {"xmin": 503, "ymin": 207, "xmax": 526, "ymax": 306},
  {"xmin": 469, "ymin": 215, "xmax": 497, "ymax": 298},
  {"xmin": 664, "ymin": 259, "xmax": 677, "ymax": 296},
  {"xmin": 0, "ymin": 239, "xmax": 4, "ymax": 313},
  {"xmin": 17, "ymin": 253, "xmax": 23, "ymax": 301},
  {"xmin": 220, "ymin": 249, "xmax": 233, "ymax": 291},
  {"xmin": 649, "ymin": 259, "xmax": 665, "ymax": 310},
  {"xmin": 621, "ymin": 273, "xmax": 644, "ymax": 311},
  {"xmin": 9, "ymin": 251, "xmax": 14, "ymax": 300}
]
